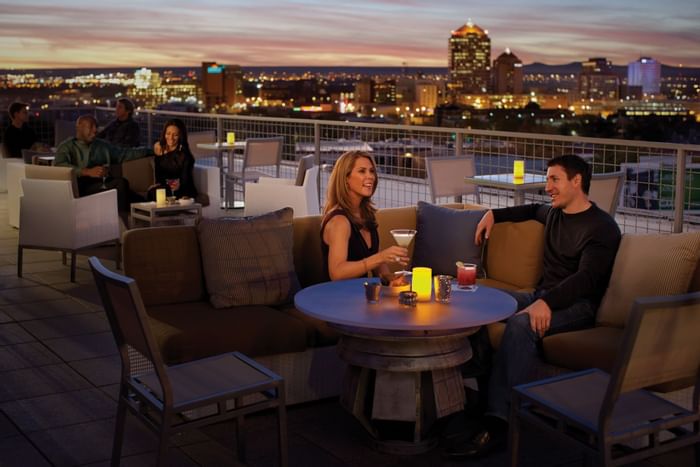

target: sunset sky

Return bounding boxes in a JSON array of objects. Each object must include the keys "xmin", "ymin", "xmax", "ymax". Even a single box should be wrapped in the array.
[{"xmin": 1, "ymin": 0, "xmax": 698, "ymax": 69}]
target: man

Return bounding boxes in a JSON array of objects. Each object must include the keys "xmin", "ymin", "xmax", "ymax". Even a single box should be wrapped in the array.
[
  {"xmin": 445, "ymin": 154, "xmax": 621, "ymax": 459},
  {"xmin": 53, "ymin": 115, "xmax": 152, "ymax": 220},
  {"xmin": 2, "ymin": 102, "xmax": 42, "ymax": 158},
  {"xmin": 97, "ymin": 98, "xmax": 140, "ymax": 147}
]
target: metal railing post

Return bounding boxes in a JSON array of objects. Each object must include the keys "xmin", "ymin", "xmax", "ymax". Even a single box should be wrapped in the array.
[
  {"xmin": 455, "ymin": 132, "xmax": 463, "ymax": 158},
  {"xmin": 673, "ymin": 148, "xmax": 687, "ymax": 233},
  {"xmin": 146, "ymin": 112, "xmax": 153, "ymax": 144},
  {"xmin": 216, "ymin": 116, "xmax": 223, "ymax": 142},
  {"xmin": 314, "ymin": 122, "xmax": 322, "ymax": 211}
]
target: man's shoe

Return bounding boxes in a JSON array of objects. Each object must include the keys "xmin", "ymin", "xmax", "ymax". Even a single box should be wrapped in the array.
[{"xmin": 443, "ymin": 427, "xmax": 506, "ymax": 459}]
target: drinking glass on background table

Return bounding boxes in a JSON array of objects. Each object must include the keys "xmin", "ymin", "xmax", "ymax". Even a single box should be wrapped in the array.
[
  {"xmin": 100, "ymin": 163, "xmax": 109, "ymax": 189},
  {"xmin": 456, "ymin": 262, "xmax": 478, "ymax": 291},
  {"xmin": 166, "ymin": 178, "xmax": 180, "ymax": 198}
]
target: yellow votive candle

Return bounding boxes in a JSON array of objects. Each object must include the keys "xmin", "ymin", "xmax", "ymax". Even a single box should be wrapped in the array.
[
  {"xmin": 156, "ymin": 188, "xmax": 166, "ymax": 206},
  {"xmin": 226, "ymin": 132, "xmax": 236, "ymax": 144},
  {"xmin": 513, "ymin": 160, "xmax": 525, "ymax": 179},
  {"xmin": 412, "ymin": 267, "xmax": 432, "ymax": 302}
]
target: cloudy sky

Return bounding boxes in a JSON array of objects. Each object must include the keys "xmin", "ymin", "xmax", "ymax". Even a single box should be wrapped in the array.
[{"xmin": 1, "ymin": 0, "xmax": 698, "ymax": 69}]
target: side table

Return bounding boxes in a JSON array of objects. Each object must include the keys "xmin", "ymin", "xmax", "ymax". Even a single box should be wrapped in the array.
[{"xmin": 130, "ymin": 201, "xmax": 202, "ymax": 228}]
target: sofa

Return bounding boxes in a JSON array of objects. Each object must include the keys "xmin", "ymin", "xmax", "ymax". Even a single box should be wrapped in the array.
[{"xmin": 122, "ymin": 203, "xmax": 700, "ymax": 404}]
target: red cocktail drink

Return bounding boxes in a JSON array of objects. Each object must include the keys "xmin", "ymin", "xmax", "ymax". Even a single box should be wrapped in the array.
[{"xmin": 457, "ymin": 263, "xmax": 477, "ymax": 291}]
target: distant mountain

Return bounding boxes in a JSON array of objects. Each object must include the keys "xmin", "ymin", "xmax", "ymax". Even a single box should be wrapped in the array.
[{"xmin": 523, "ymin": 62, "xmax": 581, "ymax": 74}]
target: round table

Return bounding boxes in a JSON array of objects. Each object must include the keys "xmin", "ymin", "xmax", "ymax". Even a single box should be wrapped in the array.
[{"xmin": 294, "ymin": 278, "xmax": 516, "ymax": 454}]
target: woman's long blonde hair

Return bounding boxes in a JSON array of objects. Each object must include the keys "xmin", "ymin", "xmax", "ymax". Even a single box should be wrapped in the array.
[{"xmin": 323, "ymin": 151, "xmax": 378, "ymax": 228}]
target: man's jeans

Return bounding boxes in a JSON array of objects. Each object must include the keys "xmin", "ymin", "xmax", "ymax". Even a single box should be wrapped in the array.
[{"xmin": 484, "ymin": 290, "xmax": 595, "ymax": 420}]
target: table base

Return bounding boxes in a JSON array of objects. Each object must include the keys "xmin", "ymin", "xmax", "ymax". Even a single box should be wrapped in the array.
[{"xmin": 338, "ymin": 331, "xmax": 473, "ymax": 454}]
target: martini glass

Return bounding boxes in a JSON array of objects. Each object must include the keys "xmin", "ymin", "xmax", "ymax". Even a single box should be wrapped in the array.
[{"xmin": 390, "ymin": 229, "xmax": 416, "ymax": 275}]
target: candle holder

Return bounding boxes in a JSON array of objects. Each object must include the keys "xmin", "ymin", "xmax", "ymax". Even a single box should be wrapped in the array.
[
  {"xmin": 155, "ymin": 188, "xmax": 167, "ymax": 207},
  {"xmin": 226, "ymin": 131, "xmax": 236, "ymax": 145},
  {"xmin": 513, "ymin": 160, "xmax": 525, "ymax": 179},
  {"xmin": 398, "ymin": 290, "xmax": 417, "ymax": 307}
]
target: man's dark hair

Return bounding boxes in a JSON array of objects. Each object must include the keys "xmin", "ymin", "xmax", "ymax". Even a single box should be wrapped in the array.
[
  {"xmin": 8, "ymin": 102, "xmax": 28, "ymax": 119},
  {"xmin": 547, "ymin": 154, "xmax": 592, "ymax": 194},
  {"xmin": 117, "ymin": 98, "xmax": 135, "ymax": 117}
]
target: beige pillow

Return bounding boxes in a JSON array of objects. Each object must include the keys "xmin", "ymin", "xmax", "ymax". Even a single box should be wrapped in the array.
[
  {"xmin": 597, "ymin": 231, "xmax": 700, "ymax": 327},
  {"xmin": 485, "ymin": 220, "xmax": 544, "ymax": 289},
  {"xmin": 197, "ymin": 208, "xmax": 299, "ymax": 308}
]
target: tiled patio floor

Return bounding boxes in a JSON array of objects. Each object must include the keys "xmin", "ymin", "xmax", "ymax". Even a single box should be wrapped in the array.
[{"xmin": 0, "ymin": 193, "xmax": 695, "ymax": 466}]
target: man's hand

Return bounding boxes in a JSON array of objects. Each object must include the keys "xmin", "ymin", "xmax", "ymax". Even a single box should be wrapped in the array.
[
  {"xmin": 81, "ymin": 166, "xmax": 106, "ymax": 178},
  {"xmin": 516, "ymin": 299, "xmax": 552, "ymax": 337},
  {"xmin": 474, "ymin": 210, "xmax": 495, "ymax": 245}
]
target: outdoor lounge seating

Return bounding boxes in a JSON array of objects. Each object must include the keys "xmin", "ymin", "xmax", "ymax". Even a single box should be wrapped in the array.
[
  {"xmin": 590, "ymin": 171, "xmax": 625, "ymax": 216},
  {"xmin": 224, "ymin": 136, "xmax": 283, "ymax": 207},
  {"xmin": 425, "ymin": 155, "xmax": 480, "ymax": 204},
  {"xmin": 509, "ymin": 292, "xmax": 700, "ymax": 466},
  {"xmin": 89, "ymin": 256, "xmax": 288, "ymax": 467}
]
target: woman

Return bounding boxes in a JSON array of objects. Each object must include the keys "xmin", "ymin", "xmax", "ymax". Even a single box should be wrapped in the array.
[
  {"xmin": 321, "ymin": 150, "xmax": 408, "ymax": 283},
  {"xmin": 149, "ymin": 118, "xmax": 197, "ymax": 200}
]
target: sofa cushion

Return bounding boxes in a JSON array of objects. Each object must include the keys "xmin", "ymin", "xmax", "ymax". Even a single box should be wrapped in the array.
[
  {"xmin": 122, "ymin": 226, "xmax": 205, "ymax": 306},
  {"xmin": 542, "ymin": 326, "xmax": 623, "ymax": 372},
  {"xmin": 484, "ymin": 220, "xmax": 544, "ymax": 290},
  {"xmin": 197, "ymin": 208, "xmax": 300, "ymax": 308},
  {"xmin": 411, "ymin": 201, "xmax": 485, "ymax": 276},
  {"xmin": 147, "ymin": 301, "xmax": 309, "ymax": 364},
  {"xmin": 292, "ymin": 215, "xmax": 325, "ymax": 288},
  {"xmin": 596, "ymin": 231, "xmax": 700, "ymax": 327}
]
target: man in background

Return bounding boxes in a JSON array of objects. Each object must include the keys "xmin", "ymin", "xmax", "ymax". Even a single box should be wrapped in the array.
[
  {"xmin": 2, "ymin": 102, "xmax": 47, "ymax": 158},
  {"xmin": 97, "ymin": 97, "xmax": 140, "ymax": 147}
]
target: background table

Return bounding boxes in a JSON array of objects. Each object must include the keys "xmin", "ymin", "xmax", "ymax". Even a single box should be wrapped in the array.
[
  {"xmin": 130, "ymin": 201, "xmax": 202, "ymax": 228},
  {"xmin": 294, "ymin": 278, "xmax": 516, "ymax": 453},
  {"xmin": 196, "ymin": 142, "xmax": 246, "ymax": 207},
  {"xmin": 465, "ymin": 173, "xmax": 547, "ymax": 205}
]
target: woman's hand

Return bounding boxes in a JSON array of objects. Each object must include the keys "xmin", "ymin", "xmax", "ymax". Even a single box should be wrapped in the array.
[
  {"xmin": 380, "ymin": 246, "xmax": 409, "ymax": 267},
  {"xmin": 153, "ymin": 141, "xmax": 163, "ymax": 156}
]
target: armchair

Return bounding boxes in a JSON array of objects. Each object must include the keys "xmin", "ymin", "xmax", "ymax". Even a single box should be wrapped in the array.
[
  {"xmin": 18, "ymin": 166, "xmax": 120, "ymax": 282},
  {"xmin": 244, "ymin": 155, "xmax": 319, "ymax": 217}
]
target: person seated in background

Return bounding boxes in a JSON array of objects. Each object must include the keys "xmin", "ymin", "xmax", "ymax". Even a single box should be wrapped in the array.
[
  {"xmin": 321, "ymin": 150, "xmax": 408, "ymax": 284},
  {"xmin": 53, "ymin": 115, "xmax": 152, "ymax": 221},
  {"xmin": 97, "ymin": 97, "xmax": 140, "ymax": 147},
  {"xmin": 2, "ymin": 102, "xmax": 49, "ymax": 158},
  {"xmin": 148, "ymin": 118, "xmax": 198, "ymax": 200}
]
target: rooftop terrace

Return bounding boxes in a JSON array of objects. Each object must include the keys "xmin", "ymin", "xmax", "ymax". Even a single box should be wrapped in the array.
[{"xmin": 0, "ymin": 190, "xmax": 697, "ymax": 465}]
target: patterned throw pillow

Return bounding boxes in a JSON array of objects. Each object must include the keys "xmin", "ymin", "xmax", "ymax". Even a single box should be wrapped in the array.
[
  {"xmin": 412, "ymin": 201, "xmax": 485, "ymax": 276},
  {"xmin": 197, "ymin": 207, "xmax": 300, "ymax": 308}
]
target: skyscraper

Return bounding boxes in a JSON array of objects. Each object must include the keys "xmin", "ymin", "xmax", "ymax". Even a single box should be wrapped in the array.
[
  {"xmin": 628, "ymin": 57, "xmax": 661, "ymax": 95},
  {"xmin": 579, "ymin": 57, "xmax": 619, "ymax": 101},
  {"xmin": 201, "ymin": 62, "xmax": 243, "ymax": 110},
  {"xmin": 492, "ymin": 48, "xmax": 523, "ymax": 94},
  {"xmin": 448, "ymin": 20, "xmax": 491, "ymax": 98}
]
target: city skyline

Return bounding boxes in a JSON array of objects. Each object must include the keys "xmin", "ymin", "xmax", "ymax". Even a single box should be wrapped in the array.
[{"xmin": 1, "ymin": 0, "xmax": 699, "ymax": 70}]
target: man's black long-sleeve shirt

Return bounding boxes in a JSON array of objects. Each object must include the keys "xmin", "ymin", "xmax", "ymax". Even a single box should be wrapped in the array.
[{"xmin": 493, "ymin": 203, "xmax": 621, "ymax": 311}]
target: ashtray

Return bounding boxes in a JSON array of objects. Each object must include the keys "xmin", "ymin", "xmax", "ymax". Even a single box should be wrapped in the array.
[
  {"xmin": 179, "ymin": 197, "xmax": 194, "ymax": 206},
  {"xmin": 382, "ymin": 283, "xmax": 410, "ymax": 296}
]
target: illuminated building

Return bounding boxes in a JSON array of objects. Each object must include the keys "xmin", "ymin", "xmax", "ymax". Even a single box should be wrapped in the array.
[
  {"xmin": 415, "ymin": 81, "xmax": 438, "ymax": 111},
  {"xmin": 628, "ymin": 57, "xmax": 661, "ymax": 94},
  {"xmin": 448, "ymin": 19, "xmax": 491, "ymax": 98},
  {"xmin": 354, "ymin": 78, "xmax": 373, "ymax": 105},
  {"xmin": 374, "ymin": 80, "xmax": 396, "ymax": 104},
  {"xmin": 201, "ymin": 62, "xmax": 243, "ymax": 110},
  {"xmin": 492, "ymin": 48, "xmax": 523, "ymax": 94},
  {"xmin": 395, "ymin": 78, "xmax": 415, "ymax": 105},
  {"xmin": 579, "ymin": 57, "xmax": 619, "ymax": 100}
]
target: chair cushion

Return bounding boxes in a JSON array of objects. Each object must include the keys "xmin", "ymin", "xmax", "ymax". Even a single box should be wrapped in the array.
[
  {"xmin": 412, "ymin": 201, "xmax": 485, "ymax": 276},
  {"xmin": 197, "ymin": 207, "xmax": 300, "ymax": 308},
  {"xmin": 147, "ymin": 301, "xmax": 309, "ymax": 364},
  {"xmin": 484, "ymin": 220, "xmax": 544, "ymax": 290},
  {"xmin": 596, "ymin": 232, "xmax": 700, "ymax": 327}
]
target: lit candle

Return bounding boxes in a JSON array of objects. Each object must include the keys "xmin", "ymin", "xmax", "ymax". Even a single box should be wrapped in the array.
[
  {"xmin": 513, "ymin": 160, "xmax": 525, "ymax": 179},
  {"xmin": 411, "ymin": 267, "xmax": 432, "ymax": 302},
  {"xmin": 156, "ymin": 188, "xmax": 166, "ymax": 206},
  {"xmin": 226, "ymin": 131, "xmax": 236, "ymax": 145}
]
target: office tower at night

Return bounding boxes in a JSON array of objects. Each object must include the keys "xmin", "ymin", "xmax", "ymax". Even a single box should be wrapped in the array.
[
  {"xmin": 448, "ymin": 20, "xmax": 491, "ymax": 98},
  {"xmin": 201, "ymin": 62, "xmax": 243, "ymax": 110},
  {"xmin": 628, "ymin": 57, "xmax": 661, "ymax": 94},
  {"xmin": 579, "ymin": 57, "xmax": 619, "ymax": 100},
  {"xmin": 493, "ymin": 48, "xmax": 523, "ymax": 94}
]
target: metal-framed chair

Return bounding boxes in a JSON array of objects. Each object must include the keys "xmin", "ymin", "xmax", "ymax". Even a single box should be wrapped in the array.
[
  {"xmin": 509, "ymin": 292, "xmax": 700, "ymax": 467},
  {"xmin": 425, "ymin": 156, "xmax": 481, "ymax": 204},
  {"xmin": 89, "ymin": 257, "xmax": 288, "ymax": 467},
  {"xmin": 590, "ymin": 171, "xmax": 625, "ymax": 216},
  {"xmin": 224, "ymin": 137, "xmax": 283, "ymax": 208}
]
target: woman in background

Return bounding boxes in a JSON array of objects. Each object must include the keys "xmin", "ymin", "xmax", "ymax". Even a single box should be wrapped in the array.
[
  {"xmin": 149, "ymin": 118, "xmax": 197, "ymax": 200},
  {"xmin": 321, "ymin": 150, "xmax": 408, "ymax": 283}
]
